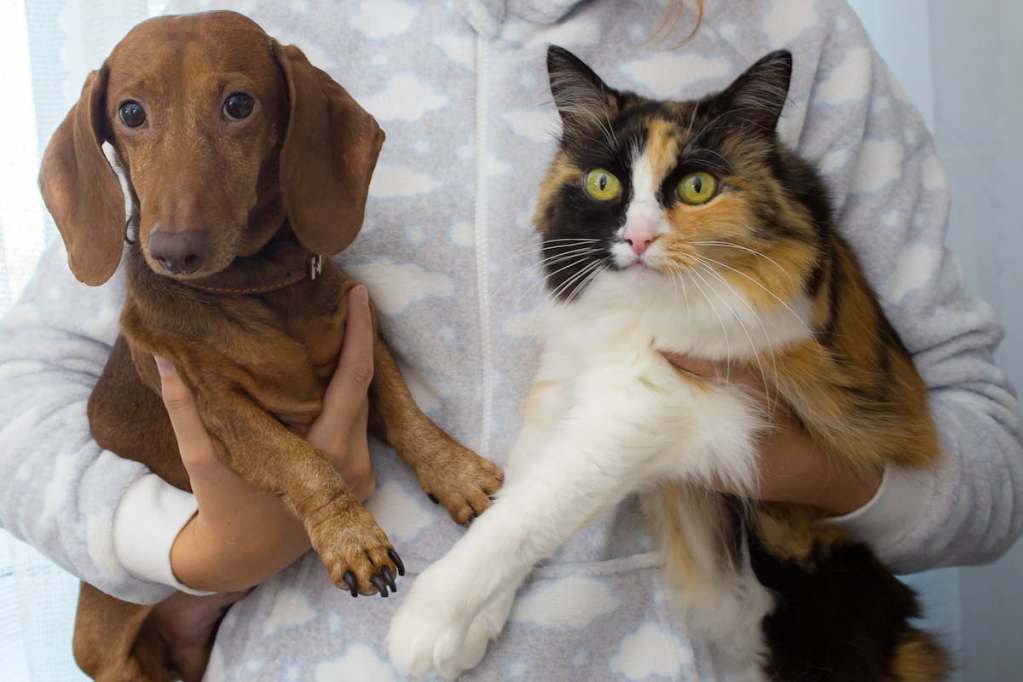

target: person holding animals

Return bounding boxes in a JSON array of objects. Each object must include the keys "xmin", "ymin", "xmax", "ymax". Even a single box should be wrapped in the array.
[{"xmin": 0, "ymin": 1, "xmax": 1020, "ymax": 680}]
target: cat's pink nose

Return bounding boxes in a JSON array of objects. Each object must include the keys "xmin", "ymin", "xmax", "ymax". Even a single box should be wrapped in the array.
[{"xmin": 624, "ymin": 229, "xmax": 657, "ymax": 256}]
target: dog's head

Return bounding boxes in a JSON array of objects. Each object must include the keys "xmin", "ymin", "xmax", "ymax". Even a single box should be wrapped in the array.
[{"xmin": 39, "ymin": 11, "xmax": 384, "ymax": 285}]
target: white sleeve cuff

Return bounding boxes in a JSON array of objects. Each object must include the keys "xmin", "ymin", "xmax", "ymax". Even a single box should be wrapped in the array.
[
  {"xmin": 112, "ymin": 474, "xmax": 214, "ymax": 596},
  {"xmin": 824, "ymin": 463, "xmax": 938, "ymax": 558}
]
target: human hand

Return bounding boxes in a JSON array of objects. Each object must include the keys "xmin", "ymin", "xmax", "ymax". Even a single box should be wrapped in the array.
[
  {"xmin": 164, "ymin": 285, "xmax": 378, "ymax": 593},
  {"xmin": 660, "ymin": 352, "xmax": 881, "ymax": 516}
]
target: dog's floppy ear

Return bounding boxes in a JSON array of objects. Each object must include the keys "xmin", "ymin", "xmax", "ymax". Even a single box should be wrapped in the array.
[
  {"xmin": 39, "ymin": 67, "xmax": 125, "ymax": 285},
  {"xmin": 274, "ymin": 43, "xmax": 385, "ymax": 256}
]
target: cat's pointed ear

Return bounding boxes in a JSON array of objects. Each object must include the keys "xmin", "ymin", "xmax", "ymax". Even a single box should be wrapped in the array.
[
  {"xmin": 547, "ymin": 45, "xmax": 619, "ymax": 134},
  {"xmin": 715, "ymin": 50, "xmax": 792, "ymax": 133}
]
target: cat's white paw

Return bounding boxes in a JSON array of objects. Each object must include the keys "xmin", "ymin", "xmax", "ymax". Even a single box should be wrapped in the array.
[
  {"xmin": 387, "ymin": 566, "xmax": 481, "ymax": 679},
  {"xmin": 452, "ymin": 589, "xmax": 516, "ymax": 672}
]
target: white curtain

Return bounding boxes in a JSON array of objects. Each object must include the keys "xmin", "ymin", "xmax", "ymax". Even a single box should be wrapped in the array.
[{"xmin": 0, "ymin": 1, "xmax": 1019, "ymax": 680}]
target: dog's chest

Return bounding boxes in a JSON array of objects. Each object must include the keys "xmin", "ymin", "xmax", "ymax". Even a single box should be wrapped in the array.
[
  {"xmin": 229, "ymin": 274, "xmax": 359, "ymax": 431},
  {"xmin": 125, "ymin": 268, "xmax": 355, "ymax": 433}
]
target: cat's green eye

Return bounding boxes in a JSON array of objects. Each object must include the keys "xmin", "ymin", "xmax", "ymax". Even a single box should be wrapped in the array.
[
  {"xmin": 584, "ymin": 169, "xmax": 622, "ymax": 202},
  {"xmin": 676, "ymin": 172, "xmax": 719, "ymax": 205}
]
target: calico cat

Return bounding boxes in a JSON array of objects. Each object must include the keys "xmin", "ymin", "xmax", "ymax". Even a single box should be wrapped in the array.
[{"xmin": 387, "ymin": 47, "xmax": 951, "ymax": 681}]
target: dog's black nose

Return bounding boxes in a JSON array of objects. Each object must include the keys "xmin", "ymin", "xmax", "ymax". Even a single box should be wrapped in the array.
[{"xmin": 148, "ymin": 229, "xmax": 209, "ymax": 275}]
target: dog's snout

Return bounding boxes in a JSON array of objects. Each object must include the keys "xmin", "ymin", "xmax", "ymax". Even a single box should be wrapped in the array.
[{"xmin": 148, "ymin": 229, "xmax": 209, "ymax": 275}]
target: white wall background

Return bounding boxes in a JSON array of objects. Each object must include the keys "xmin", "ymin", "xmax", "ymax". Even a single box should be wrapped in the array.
[
  {"xmin": 926, "ymin": 3, "xmax": 1023, "ymax": 680},
  {"xmin": 0, "ymin": 1, "xmax": 1020, "ymax": 680}
]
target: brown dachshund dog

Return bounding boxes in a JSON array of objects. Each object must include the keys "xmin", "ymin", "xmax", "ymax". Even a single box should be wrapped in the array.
[{"xmin": 38, "ymin": 10, "xmax": 503, "ymax": 681}]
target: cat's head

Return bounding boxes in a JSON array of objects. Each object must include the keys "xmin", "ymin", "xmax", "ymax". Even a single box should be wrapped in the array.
[{"xmin": 535, "ymin": 46, "xmax": 829, "ymax": 308}]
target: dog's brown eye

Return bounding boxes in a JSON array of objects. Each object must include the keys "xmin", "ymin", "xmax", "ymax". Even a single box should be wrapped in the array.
[
  {"xmin": 223, "ymin": 92, "xmax": 255, "ymax": 120},
  {"xmin": 118, "ymin": 100, "xmax": 146, "ymax": 128}
]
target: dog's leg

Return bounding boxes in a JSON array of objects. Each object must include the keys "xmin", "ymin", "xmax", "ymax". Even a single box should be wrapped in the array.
[
  {"xmin": 144, "ymin": 590, "xmax": 248, "ymax": 682},
  {"xmin": 192, "ymin": 385, "xmax": 401, "ymax": 596},
  {"xmin": 370, "ymin": 337, "xmax": 503, "ymax": 524},
  {"xmin": 73, "ymin": 583, "xmax": 168, "ymax": 682},
  {"xmin": 89, "ymin": 335, "xmax": 189, "ymax": 490}
]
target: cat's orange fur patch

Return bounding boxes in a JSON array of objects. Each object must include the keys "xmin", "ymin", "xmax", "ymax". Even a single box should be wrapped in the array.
[
  {"xmin": 891, "ymin": 631, "xmax": 953, "ymax": 681},
  {"xmin": 534, "ymin": 152, "xmax": 581, "ymax": 237},
  {"xmin": 652, "ymin": 481, "xmax": 732, "ymax": 589},
  {"xmin": 756, "ymin": 502, "xmax": 846, "ymax": 565},
  {"xmin": 645, "ymin": 118, "xmax": 682, "ymax": 180}
]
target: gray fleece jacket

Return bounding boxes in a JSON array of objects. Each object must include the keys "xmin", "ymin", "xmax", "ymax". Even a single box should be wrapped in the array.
[{"xmin": 1, "ymin": 1, "xmax": 1021, "ymax": 680}]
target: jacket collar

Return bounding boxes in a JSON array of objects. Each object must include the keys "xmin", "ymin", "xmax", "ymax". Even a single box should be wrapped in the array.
[{"xmin": 455, "ymin": 0, "xmax": 583, "ymax": 37}]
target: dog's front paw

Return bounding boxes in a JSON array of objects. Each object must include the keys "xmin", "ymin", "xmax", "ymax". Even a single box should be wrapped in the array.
[
  {"xmin": 387, "ymin": 564, "xmax": 497, "ymax": 679},
  {"xmin": 416, "ymin": 445, "xmax": 504, "ymax": 526},
  {"xmin": 308, "ymin": 502, "xmax": 404, "ymax": 598}
]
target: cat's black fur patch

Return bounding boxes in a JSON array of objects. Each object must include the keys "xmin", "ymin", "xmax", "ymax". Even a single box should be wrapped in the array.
[{"xmin": 747, "ymin": 525, "xmax": 926, "ymax": 682}]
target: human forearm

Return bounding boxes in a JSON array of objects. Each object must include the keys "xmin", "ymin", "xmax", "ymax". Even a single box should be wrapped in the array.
[
  {"xmin": 0, "ymin": 244, "xmax": 174, "ymax": 603},
  {"xmin": 832, "ymin": 389, "xmax": 1023, "ymax": 574},
  {"xmin": 752, "ymin": 415, "xmax": 882, "ymax": 516}
]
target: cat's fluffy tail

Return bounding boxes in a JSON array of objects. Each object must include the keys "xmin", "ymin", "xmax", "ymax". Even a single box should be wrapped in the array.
[{"xmin": 646, "ymin": 482, "xmax": 772, "ymax": 676}]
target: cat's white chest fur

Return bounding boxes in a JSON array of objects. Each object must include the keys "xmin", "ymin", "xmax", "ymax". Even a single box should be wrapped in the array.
[
  {"xmin": 388, "ymin": 269, "xmax": 809, "ymax": 680},
  {"xmin": 550, "ymin": 266, "xmax": 813, "ymax": 361},
  {"xmin": 523, "ymin": 268, "xmax": 811, "ymax": 490}
]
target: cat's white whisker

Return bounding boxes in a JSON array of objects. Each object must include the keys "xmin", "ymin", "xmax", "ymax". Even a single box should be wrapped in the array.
[
  {"xmin": 690, "ymin": 254, "xmax": 780, "ymax": 357},
  {"xmin": 502, "ymin": 253, "xmax": 600, "ymax": 308},
  {"xmin": 695, "ymin": 254, "xmax": 813, "ymax": 336},
  {"xmin": 546, "ymin": 267, "xmax": 594, "ymax": 306},
  {"xmin": 693, "ymin": 260, "xmax": 776, "ymax": 414},
  {"xmin": 565, "ymin": 263, "xmax": 608, "ymax": 306},
  {"xmin": 504, "ymin": 242, "xmax": 602, "ymax": 269},
  {"xmin": 535, "ymin": 247, "xmax": 603, "ymax": 266},
  {"xmin": 544, "ymin": 253, "xmax": 602, "ymax": 282},
  {"xmin": 707, "ymin": 276, "xmax": 780, "ymax": 409},
  {"xmin": 667, "ymin": 263, "xmax": 683, "ymax": 311},
  {"xmin": 494, "ymin": 248, "xmax": 601, "ymax": 300},
  {"xmin": 686, "ymin": 265, "xmax": 733, "ymax": 379},
  {"xmin": 549, "ymin": 259, "xmax": 604, "ymax": 303},
  {"xmin": 505, "ymin": 238, "xmax": 602, "ymax": 260},
  {"xmin": 665, "ymin": 264, "xmax": 694, "ymax": 330},
  {"xmin": 691, "ymin": 239, "xmax": 794, "ymax": 282},
  {"xmin": 690, "ymin": 253, "xmax": 790, "ymax": 407},
  {"xmin": 539, "ymin": 238, "xmax": 604, "ymax": 245}
]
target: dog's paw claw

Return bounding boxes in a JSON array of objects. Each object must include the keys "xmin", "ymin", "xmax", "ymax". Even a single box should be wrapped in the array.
[
  {"xmin": 308, "ymin": 505, "xmax": 401, "ymax": 597},
  {"xmin": 382, "ymin": 566, "xmax": 397, "ymax": 592},
  {"xmin": 342, "ymin": 571, "xmax": 358, "ymax": 598},
  {"xmin": 388, "ymin": 548, "xmax": 406, "ymax": 576}
]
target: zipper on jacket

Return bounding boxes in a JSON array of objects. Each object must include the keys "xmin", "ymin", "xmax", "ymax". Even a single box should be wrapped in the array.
[{"xmin": 474, "ymin": 36, "xmax": 494, "ymax": 457}]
